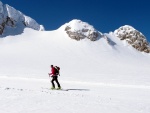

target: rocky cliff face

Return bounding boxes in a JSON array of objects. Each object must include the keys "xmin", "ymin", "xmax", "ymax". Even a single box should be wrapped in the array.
[
  {"xmin": 64, "ymin": 19, "xmax": 102, "ymax": 41},
  {"xmin": 0, "ymin": 1, "xmax": 44, "ymax": 35},
  {"xmin": 114, "ymin": 25, "xmax": 150, "ymax": 53}
]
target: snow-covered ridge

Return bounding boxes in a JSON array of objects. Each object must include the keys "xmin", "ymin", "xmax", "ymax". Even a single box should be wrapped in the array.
[
  {"xmin": 114, "ymin": 25, "xmax": 150, "ymax": 53},
  {"xmin": 0, "ymin": 1, "xmax": 44, "ymax": 35},
  {"xmin": 64, "ymin": 19, "xmax": 102, "ymax": 41},
  {"xmin": 0, "ymin": 1, "xmax": 150, "ymax": 54}
]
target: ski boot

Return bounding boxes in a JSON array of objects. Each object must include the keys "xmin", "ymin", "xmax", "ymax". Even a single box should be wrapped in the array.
[
  {"xmin": 51, "ymin": 87, "xmax": 55, "ymax": 90},
  {"xmin": 56, "ymin": 87, "xmax": 61, "ymax": 90}
]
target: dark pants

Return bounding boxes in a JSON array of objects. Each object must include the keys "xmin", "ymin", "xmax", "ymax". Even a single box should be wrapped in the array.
[{"xmin": 51, "ymin": 76, "xmax": 61, "ymax": 88}]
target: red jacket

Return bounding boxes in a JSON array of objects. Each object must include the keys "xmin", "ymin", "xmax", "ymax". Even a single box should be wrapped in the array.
[{"xmin": 50, "ymin": 67, "xmax": 56, "ymax": 76}]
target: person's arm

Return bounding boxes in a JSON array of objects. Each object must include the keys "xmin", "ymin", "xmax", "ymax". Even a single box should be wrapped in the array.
[
  {"xmin": 49, "ymin": 68, "xmax": 55, "ymax": 76},
  {"xmin": 48, "ymin": 73, "xmax": 52, "ymax": 76}
]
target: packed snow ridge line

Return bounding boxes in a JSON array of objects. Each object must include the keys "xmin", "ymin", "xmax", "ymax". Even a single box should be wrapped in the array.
[
  {"xmin": 114, "ymin": 25, "xmax": 150, "ymax": 53},
  {"xmin": 64, "ymin": 19, "xmax": 102, "ymax": 41},
  {"xmin": 0, "ymin": 1, "xmax": 44, "ymax": 35}
]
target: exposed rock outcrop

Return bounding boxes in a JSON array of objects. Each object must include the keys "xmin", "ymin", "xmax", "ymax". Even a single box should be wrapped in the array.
[
  {"xmin": 64, "ymin": 19, "xmax": 101, "ymax": 41},
  {"xmin": 0, "ymin": 1, "xmax": 44, "ymax": 35},
  {"xmin": 114, "ymin": 25, "xmax": 150, "ymax": 53}
]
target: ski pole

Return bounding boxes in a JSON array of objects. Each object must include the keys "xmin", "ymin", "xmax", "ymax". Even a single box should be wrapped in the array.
[{"xmin": 48, "ymin": 73, "xmax": 51, "ymax": 82}]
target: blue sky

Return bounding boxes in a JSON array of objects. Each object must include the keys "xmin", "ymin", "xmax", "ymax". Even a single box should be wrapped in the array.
[{"xmin": 1, "ymin": 0, "xmax": 150, "ymax": 41}]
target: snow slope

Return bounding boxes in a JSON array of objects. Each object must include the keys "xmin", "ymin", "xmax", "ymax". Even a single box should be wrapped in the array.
[
  {"xmin": 0, "ymin": 26, "xmax": 150, "ymax": 85},
  {"xmin": 0, "ymin": 20, "xmax": 150, "ymax": 113}
]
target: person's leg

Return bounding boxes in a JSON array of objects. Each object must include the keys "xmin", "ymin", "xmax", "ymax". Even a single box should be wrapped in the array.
[
  {"xmin": 55, "ymin": 76, "xmax": 61, "ymax": 88},
  {"xmin": 51, "ymin": 77, "xmax": 55, "ymax": 89}
]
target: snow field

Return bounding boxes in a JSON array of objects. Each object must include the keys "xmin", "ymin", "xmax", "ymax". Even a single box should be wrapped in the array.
[
  {"xmin": 0, "ymin": 20, "xmax": 150, "ymax": 113},
  {"xmin": 0, "ymin": 77, "xmax": 150, "ymax": 113}
]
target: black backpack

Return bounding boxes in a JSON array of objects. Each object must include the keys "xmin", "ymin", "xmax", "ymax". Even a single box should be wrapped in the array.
[{"xmin": 55, "ymin": 66, "xmax": 60, "ymax": 75}]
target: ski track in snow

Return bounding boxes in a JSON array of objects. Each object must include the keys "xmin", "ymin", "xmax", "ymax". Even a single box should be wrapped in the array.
[{"xmin": 1, "ymin": 76, "xmax": 150, "ymax": 89}]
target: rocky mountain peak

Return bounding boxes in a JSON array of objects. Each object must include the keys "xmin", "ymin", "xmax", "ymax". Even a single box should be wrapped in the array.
[
  {"xmin": 114, "ymin": 25, "xmax": 150, "ymax": 53},
  {"xmin": 0, "ymin": 1, "xmax": 44, "ymax": 35},
  {"xmin": 64, "ymin": 19, "xmax": 102, "ymax": 41}
]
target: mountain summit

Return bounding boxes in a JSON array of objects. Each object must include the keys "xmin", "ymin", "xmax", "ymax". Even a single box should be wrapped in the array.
[
  {"xmin": 0, "ymin": 1, "xmax": 44, "ymax": 36},
  {"xmin": 114, "ymin": 25, "xmax": 150, "ymax": 53},
  {"xmin": 64, "ymin": 19, "xmax": 102, "ymax": 41}
]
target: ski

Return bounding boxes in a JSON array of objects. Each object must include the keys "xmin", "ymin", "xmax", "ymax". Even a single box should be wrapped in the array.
[
  {"xmin": 41, "ymin": 87, "xmax": 68, "ymax": 91},
  {"xmin": 53, "ymin": 89, "xmax": 68, "ymax": 91}
]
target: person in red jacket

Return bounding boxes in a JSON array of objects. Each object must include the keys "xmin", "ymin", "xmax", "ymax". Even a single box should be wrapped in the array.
[{"xmin": 48, "ymin": 65, "xmax": 61, "ymax": 90}]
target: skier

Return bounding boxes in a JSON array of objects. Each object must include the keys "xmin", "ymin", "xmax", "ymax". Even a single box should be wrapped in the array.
[{"xmin": 48, "ymin": 65, "xmax": 61, "ymax": 90}]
